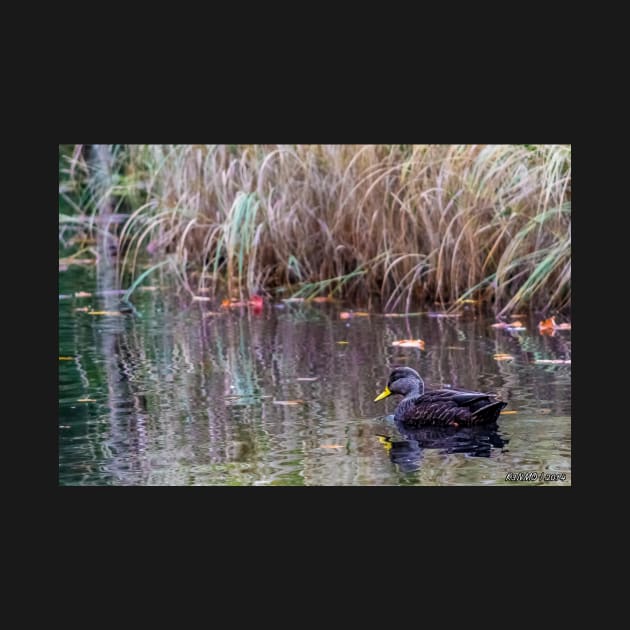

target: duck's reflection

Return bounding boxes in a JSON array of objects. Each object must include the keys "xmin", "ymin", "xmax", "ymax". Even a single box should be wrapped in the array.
[{"xmin": 378, "ymin": 421, "xmax": 509, "ymax": 473}]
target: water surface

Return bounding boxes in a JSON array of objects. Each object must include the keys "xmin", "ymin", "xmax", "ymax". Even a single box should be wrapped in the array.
[{"xmin": 59, "ymin": 267, "xmax": 571, "ymax": 486}]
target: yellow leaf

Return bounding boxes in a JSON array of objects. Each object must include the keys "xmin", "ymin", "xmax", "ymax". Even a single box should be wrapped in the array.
[
  {"xmin": 336, "ymin": 341, "xmax": 349, "ymax": 345},
  {"xmin": 58, "ymin": 356, "xmax": 73, "ymax": 360},
  {"xmin": 493, "ymin": 353, "xmax": 514, "ymax": 361},
  {"xmin": 500, "ymin": 410, "xmax": 518, "ymax": 415}
]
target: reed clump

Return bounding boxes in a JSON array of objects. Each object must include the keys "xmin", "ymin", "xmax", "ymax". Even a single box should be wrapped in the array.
[{"xmin": 59, "ymin": 144, "xmax": 571, "ymax": 313}]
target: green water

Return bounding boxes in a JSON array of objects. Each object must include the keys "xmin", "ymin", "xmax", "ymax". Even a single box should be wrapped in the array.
[{"xmin": 59, "ymin": 266, "xmax": 571, "ymax": 486}]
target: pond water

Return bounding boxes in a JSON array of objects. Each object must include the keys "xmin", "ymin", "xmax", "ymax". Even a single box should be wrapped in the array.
[{"xmin": 59, "ymin": 266, "xmax": 571, "ymax": 486}]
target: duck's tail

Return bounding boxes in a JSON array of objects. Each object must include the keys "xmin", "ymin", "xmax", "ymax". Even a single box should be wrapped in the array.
[{"xmin": 471, "ymin": 400, "xmax": 507, "ymax": 424}]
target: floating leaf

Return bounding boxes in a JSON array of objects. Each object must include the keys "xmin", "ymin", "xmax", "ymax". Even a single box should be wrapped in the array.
[
  {"xmin": 534, "ymin": 359, "xmax": 571, "ymax": 365},
  {"xmin": 296, "ymin": 377, "xmax": 319, "ymax": 381},
  {"xmin": 339, "ymin": 311, "xmax": 370, "ymax": 319},
  {"xmin": 491, "ymin": 321, "xmax": 524, "ymax": 329},
  {"xmin": 273, "ymin": 400, "xmax": 304, "ymax": 405},
  {"xmin": 500, "ymin": 410, "xmax": 518, "ymax": 415},
  {"xmin": 77, "ymin": 398, "xmax": 96, "ymax": 402},
  {"xmin": 392, "ymin": 339, "xmax": 426, "ymax": 350},
  {"xmin": 538, "ymin": 317, "xmax": 571, "ymax": 334},
  {"xmin": 221, "ymin": 299, "xmax": 248, "ymax": 307},
  {"xmin": 320, "ymin": 444, "xmax": 343, "ymax": 449},
  {"xmin": 74, "ymin": 291, "xmax": 92, "ymax": 298},
  {"xmin": 493, "ymin": 353, "xmax": 514, "ymax": 361},
  {"xmin": 87, "ymin": 311, "xmax": 123, "ymax": 316},
  {"xmin": 336, "ymin": 341, "xmax": 349, "ymax": 345},
  {"xmin": 58, "ymin": 356, "xmax": 73, "ymax": 360},
  {"xmin": 538, "ymin": 317, "xmax": 556, "ymax": 332}
]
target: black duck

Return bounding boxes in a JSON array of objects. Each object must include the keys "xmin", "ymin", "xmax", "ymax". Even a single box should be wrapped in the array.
[{"xmin": 374, "ymin": 367, "xmax": 506, "ymax": 427}]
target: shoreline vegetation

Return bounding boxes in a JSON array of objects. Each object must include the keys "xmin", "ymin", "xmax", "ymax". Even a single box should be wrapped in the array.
[{"xmin": 59, "ymin": 144, "xmax": 570, "ymax": 316}]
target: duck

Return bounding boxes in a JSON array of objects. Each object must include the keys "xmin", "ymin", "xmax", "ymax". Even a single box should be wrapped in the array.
[{"xmin": 374, "ymin": 367, "xmax": 507, "ymax": 427}]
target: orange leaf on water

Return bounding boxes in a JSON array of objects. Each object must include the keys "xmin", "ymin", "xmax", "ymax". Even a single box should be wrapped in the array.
[
  {"xmin": 392, "ymin": 339, "xmax": 426, "ymax": 350},
  {"xmin": 538, "ymin": 317, "xmax": 556, "ymax": 333},
  {"xmin": 500, "ymin": 410, "xmax": 518, "ymax": 415}
]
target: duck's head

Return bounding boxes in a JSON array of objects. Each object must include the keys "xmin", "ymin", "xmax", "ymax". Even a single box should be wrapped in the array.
[{"xmin": 374, "ymin": 367, "xmax": 425, "ymax": 402}]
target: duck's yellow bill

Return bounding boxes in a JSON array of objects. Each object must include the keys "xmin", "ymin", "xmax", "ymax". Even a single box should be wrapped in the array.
[{"xmin": 374, "ymin": 386, "xmax": 391, "ymax": 402}]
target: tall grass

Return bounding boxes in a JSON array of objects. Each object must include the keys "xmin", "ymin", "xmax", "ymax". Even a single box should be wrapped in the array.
[{"xmin": 59, "ymin": 144, "xmax": 571, "ymax": 314}]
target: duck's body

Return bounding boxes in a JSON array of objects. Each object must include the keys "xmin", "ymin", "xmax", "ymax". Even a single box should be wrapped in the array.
[{"xmin": 374, "ymin": 367, "xmax": 506, "ymax": 427}]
